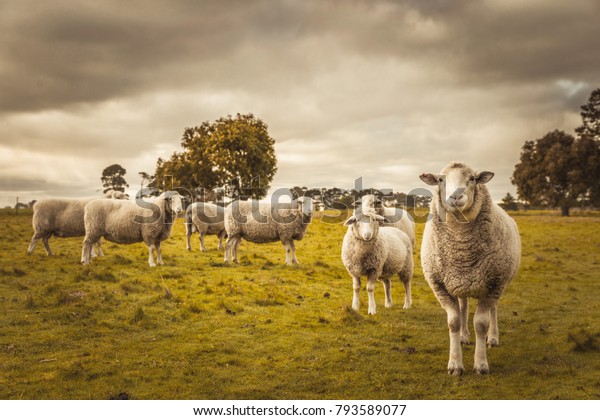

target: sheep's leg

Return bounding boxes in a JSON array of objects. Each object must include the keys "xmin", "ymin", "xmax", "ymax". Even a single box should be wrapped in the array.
[
  {"xmin": 381, "ymin": 278, "xmax": 393, "ymax": 308},
  {"xmin": 430, "ymin": 278, "xmax": 464, "ymax": 374},
  {"xmin": 27, "ymin": 237, "xmax": 38, "ymax": 255},
  {"xmin": 366, "ymin": 272, "xmax": 378, "ymax": 315},
  {"xmin": 200, "ymin": 233, "xmax": 206, "ymax": 252},
  {"xmin": 81, "ymin": 236, "xmax": 96, "ymax": 265},
  {"xmin": 351, "ymin": 275, "xmax": 361, "ymax": 311},
  {"xmin": 91, "ymin": 240, "xmax": 104, "ymax": 258},
  {"xmin": 95, "ymin": 239, "xmax": 104, "ymax": 257},
  {"xmin": 185, "ymin": 224, "xmax": 192, "ymax": 251},
  {"xmin": 399, "ymin": 264, "xmax": 413, "ymax": 309},
  {"xmin": 487, "ymin": 303, "xmax": 499, "ymax": 347},
  {"xmin": 473, "ymin": 297, "xmax": 496, "ymax": 374},
  {"xmin": 233, "ymin": 238, "xmax": 240, "ymax": 263},
  {"xmin": 41, "ymin": 237, "xmax": 53, "ymax": 256},
  {"xmin": 459, "ymin": 297, "xmax": 470, "ymax": 344},
  {"xmin": 290, "ymin": 240, "xmax": 299, "ymax": 265},
  {"xmin": 224, "ymin": 237, "xmax": 232, "ymax": 262},
  {"xmin": 225, "ymin": 236, "xmax": 240, "ymax": 263},
  {"xmin": 282, "ymin": 240, "xmax": 293, "ymax": 265},
  {"xmin": 28, "ymin": 233, "xmax": 53, "ymax": 256},
  {"xmin": 217, "ymin": 232, "xmax": 225, "ymax": 251},
  {"xmin": 147, "ymin": 244, "xmax": 157, "ymax": 267},
  {"xmin": 155, "ymin": 241, "xmax": 164, "ymax": 265},
  {"xmin": 444, "ymin": 301, "xmax": 464, "ymax": 375}
]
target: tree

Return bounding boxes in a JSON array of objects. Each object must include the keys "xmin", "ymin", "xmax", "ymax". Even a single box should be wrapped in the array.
[
  {"xmin": 511, "ymin": 130, "xmax": 595, "ymax": 216},
  {"xmin": 499, "ymin": 193, "xmax": 518, "ymax": 211},
  {"xmin": 152, "ymin": 114, "xmax": 277, "ymax": 199},
  {"xmin": 575, "ymin": 88, "xmax": 600, "ymax": 141},
  {"xmin": 101, "ymin": 164, "xmax": 128, "ymax": 193}
]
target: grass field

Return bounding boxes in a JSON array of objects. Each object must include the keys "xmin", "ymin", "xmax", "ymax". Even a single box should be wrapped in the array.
[{"xmin": 1, "ymin": 208, "xmax": 599, "ymax": 400}]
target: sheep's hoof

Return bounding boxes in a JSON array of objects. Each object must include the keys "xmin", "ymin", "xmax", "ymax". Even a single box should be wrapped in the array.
[
  {"xmin": 403, "ymin": 301, "xmax": 411, "ymax": 309},
  {"xmin": 474, "ymin": 362, "xmax": 490, "ymax": 375},
  {"xmin": 385, "ymin": 301, "xmax": 393, "ymax": 309},
  {"xmin": 448, "ymin": 362, "xmax": 464, "ymax": 376},
  {"xmin": 367, "ymin": 308, "xmax": 377, "ymax": 315},
  {"xmin": 460, "ymin": 335, "xmax": 471, "ymax": 345},
  {"xmin": 487, "ymin": 337, "xmax": 499, "ymax": 347}
]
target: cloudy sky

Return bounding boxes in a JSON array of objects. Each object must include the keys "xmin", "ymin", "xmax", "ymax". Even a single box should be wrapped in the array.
[{"xmin": 1, "ymin": 0, "xmax": 599, "ymax": 206}]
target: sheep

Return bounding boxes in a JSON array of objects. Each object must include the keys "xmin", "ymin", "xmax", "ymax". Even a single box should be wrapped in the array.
[
  {"xmin": 81, "ymin": 191, "xmax": 183, "ymax": 266},
  {"xmin": 419, "ymin": 162, "xmax": 521, "ymax": 375},
  {"xmin": 224, "ymin": 197, "xmax": 313, "ymax": 265},
  {"xmin": 356, "ymin": 194, "xmax": 415, "ymax": 246},
  {"xmin": 26, "ymin": 192, "xmax": 127, "ymax": 256},
  {"xmin": 341, "ymin": 210, "xmax": 413, "ymax": 315},
  {"xmin": 185, "ymin": 202, "xmax": 227, "ymax": 252}
]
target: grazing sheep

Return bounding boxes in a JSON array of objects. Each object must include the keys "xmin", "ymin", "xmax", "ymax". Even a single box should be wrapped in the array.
[
  {"xmin": 419, "ymin": 162, "xmax": 521, "ymax": 375},
  {"xmin": 185, "ymin": 202, "xmax": 227, "ymax": 252},
  {"xmin": 27, "ymin": 192, "xmax": 127, "ymax": 256},
  {"xmin": 357, "ymin": 194, "xmax": 415, "ymax": 246},
  {"xmin": 342, "ymin": 210, "xmax": 413, "ymax": 315},
  {"xmin": 81, "ymin": 191, "xmax": 183, "ymax": 266},
  {"xmin": 224, "ymin": 197, "xmax": 313, "ymax": 265}
]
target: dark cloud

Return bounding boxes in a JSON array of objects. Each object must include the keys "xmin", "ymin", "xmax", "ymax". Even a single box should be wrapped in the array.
[{"xmin": 0, "ymin": 0, "xmax": 599, "ymax": 205}]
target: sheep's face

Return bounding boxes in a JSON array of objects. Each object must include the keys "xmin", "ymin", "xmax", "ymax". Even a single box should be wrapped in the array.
[
  {"xmin": 354, "ymin": 194, "xmax": 384, "ymax": 216},
  {"xmin": 420, "ymin": 162, "xmax": 494, "ymax": 215},
  {"xmin": 298, "ymin": 196, "xmax": 313, "ymax": 219},
  {"xmin": 344, "ymin": 212, "xmax": 385, "ymax": 242},
  {"xmin": 165, "ymin": 192, "xmax": 184, "ymax": 215}
]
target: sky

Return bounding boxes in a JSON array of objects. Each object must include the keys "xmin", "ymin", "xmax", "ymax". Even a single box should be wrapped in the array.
[{"xmin": 1, "ymin": 0, "xmax": 600, "ymax": 207}]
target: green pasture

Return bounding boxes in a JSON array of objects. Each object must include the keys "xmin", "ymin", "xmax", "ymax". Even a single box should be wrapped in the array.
[{"xmin": 0, "ymin": 208, "xmax": 599, "ymax": 399}]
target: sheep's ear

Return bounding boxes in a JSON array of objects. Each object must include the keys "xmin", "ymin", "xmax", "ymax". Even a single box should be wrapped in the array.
[
  {"xmin": 420, "ymin": 173, "xmax": 439, "ymax": 186},
  {"xmin": 476, "ymin": 171, "xmax": 494, "ymax": 184},
  {"xmin": 344, "ymin": 216, "xmax": 357, "ymax": 226}
]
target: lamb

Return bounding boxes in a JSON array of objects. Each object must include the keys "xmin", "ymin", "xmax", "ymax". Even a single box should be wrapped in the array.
[
  {"xmin": 341, "ymin": 210, "xmax": 413, "ymax": 315},
  {"xmin": 185, "ymin": 202, "xmax": 227, "ymax": 252},
  {"xmin": 356, "ymin": 194, "xmax": 415, "ymax": 246},
  {"xmin": 27, "ymin": 191, "xmax": 127, "ymax": 256},
  {"xmin": 81, "ymin": 191, "xmax": 183, "ymax": 266},
  {"xmin": 419, "ymin": 162, "xmax": 521, "ymax": 375},
  {"xmin": 224, "ymin": 197, "xmax": 313, "ymax": 265}
]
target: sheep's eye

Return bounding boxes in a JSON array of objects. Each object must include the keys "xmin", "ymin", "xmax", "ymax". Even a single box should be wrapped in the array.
[
  {"xmin": 438, "ymin": 177, "xmax": 444, "ymax": 183},
  {"xmin": 469, "ymin": 176, "xmax": 475, "ymax": 182}
]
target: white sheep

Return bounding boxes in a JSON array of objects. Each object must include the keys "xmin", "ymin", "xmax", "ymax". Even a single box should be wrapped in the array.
[
  {"xmin": 342, "ymin": 210, "xmax": 413, "ymax": 315},
  {"xmin": 27, "ymin": 192, "xmax": 127, "ymax": 256},
  {"xmin": 224, "ymin": 197, "xmax": 313, "ymax": 265},
  {"xmin": 81, "ymin": 191, "xmax": 183, "ymax": 267},
  {"xmin": 357, "ymin": 194, "xmax": 415, "ymax": 246},
  {"xmin": 419, "ymin": 162, "xmax": 521, "ymax": 375},
  {"xmin": 185, "ymin": 202, "xmax": 227, "ymax": 251}
]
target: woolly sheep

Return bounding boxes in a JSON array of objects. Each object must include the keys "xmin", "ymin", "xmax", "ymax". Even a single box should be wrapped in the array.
[
  {"xmin": 185, "ymin": 202, "xmax": 227, "ymax": 252},
  {"xmin": 357, "ymin": 194, "xmax": 415, "ymax": 246},
  {"xmin": 27, "ymin": 192, "xmax": 127, "ymax": 256},
  {"xmin": 419, "ymin": 162, "xmax": 521, "ymax": 375},
  {"xmin": 81, "ymin": 191, "xmax": 183, "ymax": 267},
  {"xmin": 342, "ymin": 210, "xmax": 413, "ymax": 315},
  {"xmin": 224, "ymin": 197, "xmax": 313, "ymax": 265}
]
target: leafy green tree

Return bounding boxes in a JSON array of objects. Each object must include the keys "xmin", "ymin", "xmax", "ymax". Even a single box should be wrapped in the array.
[
  {"xmin": 152, "ymin": 114, "xmax": 277, "ymax": 199},
  {"xmin": 512, "ymin": 130, "xmax": 595, "ymax": 216},
  {"xmin": 575, "ymin": 88, "xmax": 600, "ymax": 141},
  {"xmin": 101, "ymin": 164, "xmax": 128, "ymax": 193}
]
